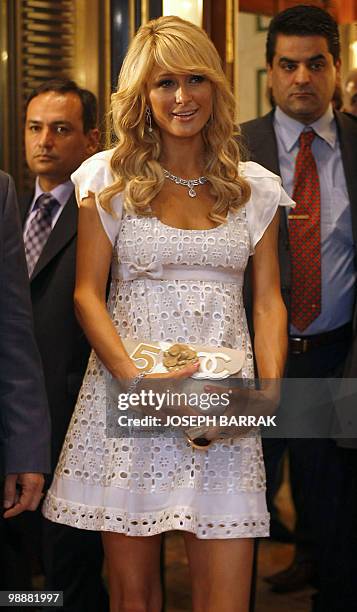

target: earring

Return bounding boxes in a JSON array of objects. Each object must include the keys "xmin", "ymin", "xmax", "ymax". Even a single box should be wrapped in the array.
[{"xmin": 145, "ymin": 106, "xmax": 153, "ymax": 132}]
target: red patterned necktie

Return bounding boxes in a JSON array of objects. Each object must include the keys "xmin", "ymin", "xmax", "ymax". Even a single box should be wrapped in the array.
[{"xmin": 289, "ymin": 130, "xmax": 321, "ymax": 331}]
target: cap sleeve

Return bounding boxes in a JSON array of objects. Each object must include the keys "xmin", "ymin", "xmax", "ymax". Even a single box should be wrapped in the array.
[
  {"xmin": 71, "ymin": 149, "xmax": 122, "ymax": 246},
  {"xmin": 241, "ymin": 161, "xmax": 294, "ymax": 255}
]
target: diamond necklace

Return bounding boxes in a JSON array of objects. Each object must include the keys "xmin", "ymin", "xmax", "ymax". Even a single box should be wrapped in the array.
[{"xmin": 162, "ymin": 168, "xmax": 207, "ymax": 198}]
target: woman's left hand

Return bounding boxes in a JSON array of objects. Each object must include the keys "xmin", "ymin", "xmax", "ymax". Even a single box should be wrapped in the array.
[{"xmin": 200, "ymin": 379, "xmax": 281, "ymax": 442}]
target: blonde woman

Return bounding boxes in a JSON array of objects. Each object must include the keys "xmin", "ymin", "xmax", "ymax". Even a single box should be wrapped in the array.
[{"xmin": 44, "ymin": 16, "xmax": 290, "ymax": 612}]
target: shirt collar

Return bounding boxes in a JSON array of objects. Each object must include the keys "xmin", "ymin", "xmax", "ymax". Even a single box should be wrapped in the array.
[
  {"xmin": 33, "ymin": 178, "xmax": 74, "ymax": 210},
  {"xmin": 274, "ymin": 104, "xmax": 337, "ymax": 151}
]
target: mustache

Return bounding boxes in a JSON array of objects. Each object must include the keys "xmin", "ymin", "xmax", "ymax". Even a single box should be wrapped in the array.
[
  {"xmin": 290, "ymin": 88, "xmax": 315, "ymax": 95},
  {"xmin": 33, "ymin": 152, "xmax": 58, "ymax": 159}
]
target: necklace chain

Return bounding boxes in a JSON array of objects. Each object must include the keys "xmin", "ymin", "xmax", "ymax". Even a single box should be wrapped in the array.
[{"xmin": 162, "ymin": 168, "xmax": 207, "ymax": 198}]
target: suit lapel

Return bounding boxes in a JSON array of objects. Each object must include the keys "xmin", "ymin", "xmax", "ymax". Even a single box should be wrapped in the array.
[
  {"xmin": 335, "ymin": 111, "xmax": 357, "ymax": 245},
  {"xmin": 335, "ymin": 111, "xmax": 357, "ymax": 334},
  {"xmin": 248, "ymin": 111, "xmax": 281, "ymax": 176},
  {"xmin": 19, "ymin": 194, "xmax": 32, "ymax": 226},
  {"xmin": 30, "ymin": 192, "xmax": 78, "ymax": 281}
]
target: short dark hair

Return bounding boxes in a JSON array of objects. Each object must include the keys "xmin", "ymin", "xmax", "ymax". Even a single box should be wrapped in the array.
[
  {"xmin": 266, "ymin": 5, "xmax": 340, "ymax": 66},
  {"xmin": 25, "ymin": 78, "xmax": 98, "ymax": 133}
]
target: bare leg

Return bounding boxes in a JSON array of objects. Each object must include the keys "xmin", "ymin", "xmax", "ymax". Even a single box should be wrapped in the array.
[
  {"xmin": 183, "ymin": 533, "xmax": 254, "ymax": 612},
  {"xmin": 102, "ymin": 532, "xmax": 162, "ymax": 612}
]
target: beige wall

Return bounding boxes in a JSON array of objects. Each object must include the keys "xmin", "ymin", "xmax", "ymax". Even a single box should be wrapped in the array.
[{"xmin": 237, "ymin": 13, "xmax": 271, "ymax": 123}]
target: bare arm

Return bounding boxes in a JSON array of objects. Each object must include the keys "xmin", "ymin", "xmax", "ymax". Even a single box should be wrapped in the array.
[
  {"xmin": 251, "ymin": 210, "xmax": 288, "ymax": 381},
  {"xmin": 74, "ymin": 195, "xmax": 138, "ymax": 381},
  {"xmin": 203, "ymin": 210, "xmax": 288, "ymax": 442}
]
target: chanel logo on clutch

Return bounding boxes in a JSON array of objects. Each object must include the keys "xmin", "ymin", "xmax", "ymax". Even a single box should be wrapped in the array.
[{"xmin": 123, "ymin": 339, "xmax": 245, "ymax": 379}]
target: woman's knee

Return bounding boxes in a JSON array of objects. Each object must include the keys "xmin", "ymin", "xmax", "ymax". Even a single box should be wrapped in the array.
[
  {"xmin": 102, "ymin": 533, "xmax": 162, "ymax": 612},
  {"xmin": 110, "ymin": 589, "xmax": 162, "ymax": 612},
  {"xmin": 107, "ymin": 574, "xmax": 162, "ymax": 612}
]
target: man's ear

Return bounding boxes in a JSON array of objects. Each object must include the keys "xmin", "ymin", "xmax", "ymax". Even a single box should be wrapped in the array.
[
  {"xmin": 86, "ymin": 128, "xmax": 100, "ymax": 155},
  {"xmin": 267, "ymin": 64, "xmax": 273, "ymax": 89}
]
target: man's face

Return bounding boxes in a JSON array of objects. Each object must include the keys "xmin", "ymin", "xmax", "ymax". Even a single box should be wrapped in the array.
[
  {"xmin": 267, "ymin": 34, "xmax": 340, "ymax": 124},
  {"xmin": 344, "ymin": 76, "xmax": 357, "ymax": 116},
  {"xmin": 25, "ymin": 91, "xmax": 98, "ymax": 190}
]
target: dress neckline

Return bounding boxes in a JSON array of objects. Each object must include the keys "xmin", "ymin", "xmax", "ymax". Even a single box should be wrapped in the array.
[{"xmin": 152, "ymin": 210, "xmax": 232, "ymax": 233}]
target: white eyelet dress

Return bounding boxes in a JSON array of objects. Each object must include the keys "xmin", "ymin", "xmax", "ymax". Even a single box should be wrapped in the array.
[{"xmin": 43, "ymin": 150, "xmax": 293, "ymax": 539}]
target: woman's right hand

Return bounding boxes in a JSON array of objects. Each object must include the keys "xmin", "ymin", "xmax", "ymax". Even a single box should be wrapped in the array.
[
  {"xmin": 115, "ymin": 360, "xmax": 201, "ymax": 419},
  {"xmin": 145, "ymin": 360, "xmax": 201, "ymax": 381},
  {"xmin": 117, "ymin": 359, "xmax": 200, "ymax": 387}
]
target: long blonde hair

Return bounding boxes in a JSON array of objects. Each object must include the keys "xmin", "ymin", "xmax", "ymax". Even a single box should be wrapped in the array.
[{"xmin": 100, "ymin": 16, "xmax": 251, "ymax": 222}]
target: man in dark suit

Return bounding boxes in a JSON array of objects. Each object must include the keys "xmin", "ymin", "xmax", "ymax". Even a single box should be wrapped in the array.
[
  {"xmin": 242, "ymin": 6, "xmax": 357, "ymax": 610},
  {"xmin": 14, "ymin": 78, "xmax": 108, "ymax": 612},
  {"xmin": 0, "ymin": 170, "xmax": 50, "ymax": 590}
]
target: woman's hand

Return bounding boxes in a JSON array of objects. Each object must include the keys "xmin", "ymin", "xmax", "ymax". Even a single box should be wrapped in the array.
[
  {"xmin": 117, "ymin": 359, "xmax": 200, "ymax": 387},
  {"xmin": 194, "ymin": 379, "xmax": 281, "ymax": 442},
  {"xmin": 112, "ymin": 360, "xmax": 202, "ymax": 420}
]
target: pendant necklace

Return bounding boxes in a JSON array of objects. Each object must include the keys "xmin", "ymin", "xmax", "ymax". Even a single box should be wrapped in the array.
[{"xmin": 162, "ymin": 168, "xmax": 207, "ymax": 198}]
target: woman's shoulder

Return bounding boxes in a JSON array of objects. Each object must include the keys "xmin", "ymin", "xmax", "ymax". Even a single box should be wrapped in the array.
[
  {"xmin": 71, "ymin": 149, "xmax": 116, "ymax": 190},
  {"xmin": 75, "ymin": 148, "xmax": 115, "ymax": 173},
  {"xmin": 239, "ymin": 160, "xmax": 293, "ymax": 255},
  {"xmin": 240, "ymin": 161, "xmax": 293, "ymax": 254},
  {"xmin": 239, "ymin": 160, "xmax": 281, "ymax": 183},
  {"xmin": 239, "ymin": 160, "xmax": 293, "ymax": 208}
]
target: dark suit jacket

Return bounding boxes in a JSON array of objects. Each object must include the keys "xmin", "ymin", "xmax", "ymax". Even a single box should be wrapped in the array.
[
  {"xmin": 241, "ymin": 109, "xmax": 357, "ymax": 377},
  {"xmin": 0, "ymin": 171, "xmax": 50, "ymax": 476},
  {"xmin": 19, "ymin": 190, "xmax": 91, "ymax": 470}
]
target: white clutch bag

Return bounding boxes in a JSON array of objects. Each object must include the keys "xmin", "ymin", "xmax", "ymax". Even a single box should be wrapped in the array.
[
  {"xmin": 123, "ymin": 339, "xmax": 245, "ymax": 379},
  {"xmin": 111, "ymin": 340, "xmax": 247, "ymax": 450}
]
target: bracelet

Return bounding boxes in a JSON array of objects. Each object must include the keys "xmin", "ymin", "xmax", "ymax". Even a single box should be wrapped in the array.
[
  {"xmin": 127, "ymin": 372, "xmax": 146, "ymax": 395},
  {"xmin": 185, "ymin": 434, "xmax": 212, "ymax": 450},
  {"xmin": 185, "ymin": 426, "xmax": 212, "ymax": 450}
]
